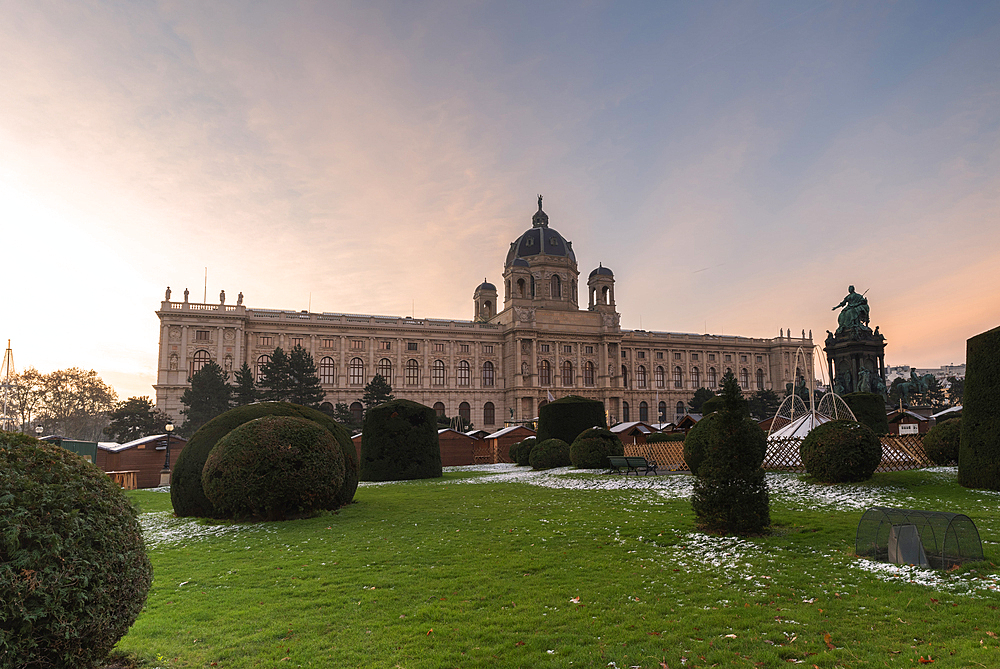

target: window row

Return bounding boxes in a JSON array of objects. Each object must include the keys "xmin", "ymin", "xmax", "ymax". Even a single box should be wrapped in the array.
[
  {"xmin": 520, "ymin": 360, "xmax": 598, "ymax": 387},
  {"xmin": 621, "ymin": 365, "xmax": 768, "ymax": 391},
  {"xmin": 621, "ymin": 400, "xmax": 688, "ymax": 423},
  {"xmin": 324, "ymin": 400, "xmax": 499, "ymax": 426},
  {"xmin": 259, "ymin": 356, "xmax": 497, "ymax": 387}
]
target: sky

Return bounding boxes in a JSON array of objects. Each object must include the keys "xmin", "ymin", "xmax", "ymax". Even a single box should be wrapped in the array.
[{"xmin": 2, "ymin": 0, "xmax": 998, "ymax": 401}]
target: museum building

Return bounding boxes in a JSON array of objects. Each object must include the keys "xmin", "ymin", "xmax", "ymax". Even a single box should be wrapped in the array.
[{"xmin": 154, "ymin": 200, "xmax": 814, "ymax": 428}]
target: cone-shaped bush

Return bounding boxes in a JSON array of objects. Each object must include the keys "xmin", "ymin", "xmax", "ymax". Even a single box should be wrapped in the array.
[
  {"xmin": 959, "ymin": 324, "xmax": 1000, "ymax": 490},
  {"xmin": 171, "ymin": 402, "xmax": 357, "ymax": 518},
  {"xmin": 528, "ymin": 438, "xmax": 571, "ymax": 469},
  {"xmin": 842, "ymin": 392, "xmax": 889, "ymax": 435},
  {"xmin": 799, "ymin": 420, "xmax": 882, "ymax": 483},
  {"xmin": 0, "ymin": 433, "xmax": 152, "ymax": 668},
  {"xmin": 683, "ymin": 412, "xmax": 722, "ymax": 476},
  {"xmin": 202, "ymin": 416, "xmax": 346, "ymax": 520},
  {"xmin": 536, "ymin": 395, "xmax": 606, "ymax": 445},
  {"xmin": 924, "ymin": 417, "xmax": 961, "ymax": 465},
  {"xmin": 570, "ymin": 427, "xmax": 624, "ymax": 469},
  {"xmin": 360, "ymin": 399, "xmax": 441, "ymax": 481},
  {"xmin": 690, "ymin": 372, "xmax": 770, "ymax": 535}
]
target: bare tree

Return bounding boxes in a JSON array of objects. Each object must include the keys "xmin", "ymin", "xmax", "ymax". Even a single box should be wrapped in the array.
[
  {"xmin": 37, "ymin": 368, "xmax": 118, "ymax": 440},
  {"xmin": 6, "ymin": 368, "xmax": 45, "ymax": 432}
]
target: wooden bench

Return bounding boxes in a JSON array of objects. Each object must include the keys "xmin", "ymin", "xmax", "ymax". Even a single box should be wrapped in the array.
[{"xmin": 608, "ymin": 456, "xmax": 658, "ymax": 476}]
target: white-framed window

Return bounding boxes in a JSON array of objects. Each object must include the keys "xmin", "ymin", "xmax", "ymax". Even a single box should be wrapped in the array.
[
  {"xmin": 482, "ymin": 361, "xmax": 495, "ymax": 387},
  {"xmin": 432, "ymin": 360, "xmax": 445, "ymax": 386},
  {"xmin": 457, "ymin": 360, "xmax": 471, "ymax": 387},
  {"xmin": 320, "ymin": 357, "xmax": 336, "ymax": 384},
  {"xmin": 349, "ymin": 358, "xmax": 365, "ymax": 385},
  {"xmin": 405, "ymin": 359, "xmax": 419, "ymax": 386},
  {"xmin": 377, "ymin": 358, "xmax": 393, "ymax": 385}
]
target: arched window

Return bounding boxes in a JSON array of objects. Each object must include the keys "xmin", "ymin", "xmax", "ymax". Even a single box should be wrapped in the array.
[
  {"xmin": 654, "ymin": 366, "xmax": 665, "ymax": 389},
  {"xmin": 457, "ymin": 360, "xmax": 471, "ymax": 387},
  {"xmin": 551, "ymin": 274, "xmax": 561, "ymax": 298},
  {"xmin": 517, "ymin": 278, "xmax": 526, "ymax": 297},
  {"xmin": 740, "ymin": 368, "xmax": 749, "ymax": 389},
  {"xmin": 483, "ymin": 402, "xmax": 495, "ymax": 426},
  {"xmin": 482, "ymin": 361, "xmax": 495, "ymax": 387},
  {"xmin": 636, "ymin": 365, "xmax": 647, "ymax": 389},
  {"xmin": 349, "ymin": 358, "xmax": 365, "ymax": 385},
  {"xmin": 538, "ymin": 360, "xmax": 551, "ymax": 386},
  {"xmin": 481, "ymin": 300, "xmax": 493, "ymax": 319},
  {"xmin": 691, "ymin": 367, "xmax": 700, "ymax": 387},
  {"xmin": 621, "ymin": 364, "xmax": 629, "ymax": 389},
  {"xmin": 192, "ymin": 350, "xmax": 211, "ymax": 375},
  {"xmin": 350, "ymin": 401, "xmax": 363, "ymax": 424},
  {"xmin": 459, "ymin": 402, "xmax": 471, "ymax": 424},
  {"xmin": 433, "ymin": 402, "xmax": 446, "ymax": 418},
  {"xmin": 562, "ymin": 360, "xmax": 573, "ymax": 386},
  {"xmin": 756, "ymin": 368, "xmax": 765, "ymax": 390},
  {"xmin": 675, "ymin": 401, "xmax": 685, "ymax": 419},
  {"xmin": 405, "ymin": 359, "xmax": 419, "ymax": 386},
  {"xmin": 584, "ymin": 361, "xmax": 595, "ymax": 387},
  {"xmin": 320, "ymin": 401, "xmax": 334, "ymax": 414},
  {"xmin": 319, "ymin": 357, "xmax": 336, "ymax": 384},
  {"xmin": 639, "ymin": 401, "xmax": 649, "ymax": 422},
  {"xmin": 673, "ymin": 366, "xmax": 683, "ymax": 389},
  {"xmin": 623, "ymin": 401, "xmax": 630, "ymax": 422},
  {"xmin": 377, "ymin": 358, "xmax": 393, "ymax": 385},
  {"xmin": 432, "ymin": 360, "xmax": 446, "ymax": 386},
  {"xmin": 658, "ymin": 401, "xmax": 667, "ymax": 423},
  {"xmin": 255, "ymin": 354, "xmax": 271, "ymax": 381},
  {"xmin": 708, "ymin": 367, "xmax": 718, "ymax": 388}
]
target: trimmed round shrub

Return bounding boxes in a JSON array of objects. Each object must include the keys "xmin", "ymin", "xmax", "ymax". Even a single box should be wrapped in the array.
[
  {"xmin": 536, "ymin": 395, "xmax": 606, "ymax": 445},
  {"xmin": 683, "ymin": 412, "xmax": 722, "ymax": 476},
  {"xmin": 923, "ymin": 418, "xmax": 961, "ymax": 465},
  {"xmin": 202, "ymin": 416, "xmax": 346, "ymax": 520},
  {"xmin": 513, "ymin": 437, "xmax": 536, "ymax": 466},
  {"xmin": 799, "ymin": 420, "xmax": 882, "ymax": 483},
  {"xmin": 171, "ymin": 402, "xmax": 357, "ymax": 518},
  {"xmin": 360, "ymin": 399, "xmax": 441, "ymax": 481},
  {"xmin": 528, "ymin": 438, "xmax": 571, "ymax": 469},
  {"xmin": 842, "ymin": 392, "xmax": 889, "ymax": 435},
  {"xmin": 647, "ymin": 432, "xmax": 685, "ymax": 444},
  {"xmin": 0, "ymin": 433, "xmax": 152, "ymax": 668},
  {"xmin": 570, "ymin": 427, "xmax": 624, "ymax": 469}
]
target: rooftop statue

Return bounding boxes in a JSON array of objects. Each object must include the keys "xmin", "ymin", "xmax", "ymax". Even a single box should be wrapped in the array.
[{"xmin": 832, "ymin": 285, "xmax": 870, "ymax": 335}]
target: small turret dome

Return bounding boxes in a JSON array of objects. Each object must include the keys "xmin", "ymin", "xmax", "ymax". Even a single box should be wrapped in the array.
[
  {"xmin": 476, "ymin": 279, "xmax": 497, "ymax": 292},
  {"xmin": 511, "ymin": 258, "xmax": 530, "ymax": 268},
  {"xmin": 589, "ymin": 263, "xmax": 614, "ymax": 278}
]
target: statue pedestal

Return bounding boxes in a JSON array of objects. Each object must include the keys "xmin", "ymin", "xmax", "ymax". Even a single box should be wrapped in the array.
[
  {"xmin": 824, "ymin": 329, "xmax": 887, "ymax": 396},
  {"xmin": 159, "ymin": 469, "xmax": 172, "ymax": 487}
]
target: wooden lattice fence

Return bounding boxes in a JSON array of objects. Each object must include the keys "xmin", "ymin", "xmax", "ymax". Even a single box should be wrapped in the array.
[{"xmin": 626, "ymin": 434, "xmax": 931, "ymax": 474}]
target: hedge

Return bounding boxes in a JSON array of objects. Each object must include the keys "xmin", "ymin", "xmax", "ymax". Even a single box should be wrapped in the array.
[
  {"xmin": 171, "ymin": 402, "xmax": 357, "ymax": 518},
  {"xmin": 202, "ymin": 416, "xmax": 346, "ymax": 520},
  {"xmin": 923, "ymin": 418, "xmax": 960, "ymax": 466},
  {"xmin": 570, "ymin": 427, "xmax": 623, "ymax": 469},
  {"xmin": 959, "ymin": 324, "xmax": 1000, "ymax": 490},
  {"xmin": 799, "ymin": 420, "xmax": 882, "ymax": 483},
  {"xmin": 842, "ymin": 392, "xmax": 889, "ymax": 435},
  {"xmin": 513, "ymin": 437, "xmax": 536, "ymax": 466},
  {"xmin": 528, "ymin": 438, "xmax": 571, "ymax": 469},
  {"xmin": 0, "ymin": 433, "xmax": 152, "ymax": 668},
  {"xmin": 359, "ymin": 399, "xmax": 442, "ymax": 481},
  {"xmin": 536, "ymin": 395, "xmax": 606, "ymax": 445}
]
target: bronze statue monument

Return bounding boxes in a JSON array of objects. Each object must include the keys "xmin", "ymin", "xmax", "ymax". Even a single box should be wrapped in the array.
[
  {"xmin": 824, "ymin": 286, "xmax": 887, "ymax": 399},
  {"xmin": 832, "ymin": 285, "xmax": 870, "ymax": 335}
]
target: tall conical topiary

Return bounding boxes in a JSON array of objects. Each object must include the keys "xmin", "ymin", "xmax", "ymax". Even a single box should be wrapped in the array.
[
  {"xmin": 536, "ymin": 395, "xmax": 606, "ymax": 445},
  {"xmin": 359, "ymin": 399, "xmax": 441, "ymax": 481},
  {"xmin": 690, "ymin": 371, "xmax": 769, "ymax": 535},
  {"xmin": 959, "ymin": 324, "xmax": 1000, "ymax": 490}
]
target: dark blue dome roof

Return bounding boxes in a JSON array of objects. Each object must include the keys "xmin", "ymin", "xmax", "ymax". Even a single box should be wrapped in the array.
[
  {"xmin": 477, "ymin": 280, "xmax": 497, "ymax": 292},
  {"xmin": 589, "ymin": 264, "xmax": 614, "ymax": 278},
  {"xmin": 505, "ymin": 200, "xmax": 576, "ymax": 267},
  {"xmin": 511, "ymin": 258, "xmax": 530, "ymax": 268}
]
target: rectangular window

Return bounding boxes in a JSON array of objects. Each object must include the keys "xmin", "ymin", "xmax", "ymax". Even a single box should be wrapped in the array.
[
  {"xmin": 195, "ymin": 330, "xmax": 210, "ymax": 341},
  {"xmin": 725, "ymin": 354, "xmax": 732, "ymax": 362},
  {"xmin": 674, "ymin": 352, "xmax": 682, "ymax": 360},
  {"xmin": 741, "ymin": 355, "xmax": 748, "ymax": 363},
  {"xmin": 321, "ymin": 338, "xmax": 336, "ymax": 348},
  {"xmin": 351, "ymin": 340, "xmax": 365, "ymax": 350},
  {"xmin": 379, "ymin": 341, "xmax": 391, "ymax": 351},
  {"xmin": 563, "ymin": 345, "xmax": 572, "ymax": 354},
  {"xmin": 483, "ymin": 345, "xmax": 494, "ymax": 354},
  {"xmin": 407, "ymin": 342, "xmax": 418, "ymax": 351},
  {"xmin": 709, "ymin": 353, "xmax": 716, "ymax": 362},
  {"xmin": 434, "ymin": 342, "xmax": 445, "ymax": 353},
  {"xmin": 258, "ymin": 335, "xmax": 272, "ymax": 346},
  {"xmin": 585, "ymin": 345, "xmax": 594, "ymax": 354},
  {"xmin": 460, "ymin": 344, "xmax": 470, "ymax": 353},
  {"xmin": 637, "ymin": 351, "xmax": 645, "ymax": 359},
  {"xmin": 291, "ymin": 337, "xmax": 303, "ymax": 347},
  {"xmin": 756, "ymin": 355, "xmax": 763, "ymax": 363},
  {"xmin": 621, "ymin": 349, "xmax": 627, "ymax": 358},
  {"xmin": 540, "ymin": 344, "xmax": 550, "ymax": 353},
  {"xmin": 692, "ymin": 353, "xmax": 699, "ymax": 361},
  {"xmin": 655, "ymin": 351, "xmax": 664, "ymax": 360}
]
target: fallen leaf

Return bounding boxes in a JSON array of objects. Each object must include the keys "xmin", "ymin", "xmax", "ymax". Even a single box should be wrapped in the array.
[
  {"xmin": 515, "ymin": 641, "xmax": 525, "ymax": 647},
  {"xmin": 824, "ymin": 633, "xmax": 834, "ymax": 650},
  {"xmin": 918, "ymin": 656, "xmax": 934, "ymax": 664},
  {"xmin": 724, "ymin": 634, "xmax": 737, "ymax": 638},
  {"xmin": 987, "ymin": 631, "xmax": 998, "ymax": 638},
  {"xmin": 427, "ymin": 629, "xmax": 433, "ymax": 635}
]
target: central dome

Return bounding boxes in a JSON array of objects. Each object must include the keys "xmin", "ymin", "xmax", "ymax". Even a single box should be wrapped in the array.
[{"xmin": 504, "ymin": 198, "xmax": 576, "ymax": 267}]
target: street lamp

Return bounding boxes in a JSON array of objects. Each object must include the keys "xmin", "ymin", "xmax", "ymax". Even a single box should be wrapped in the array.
[
  {"xmin": 163, "ymin": 421, "xmax": 174, "ymax": 471},
  {"xmin": 35, "ymin": 425, "xmax": 43, "ymax": 438}
]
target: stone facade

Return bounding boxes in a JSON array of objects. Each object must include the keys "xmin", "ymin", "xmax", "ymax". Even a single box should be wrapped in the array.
[{"xmin": 154, "ymin": 201, "xmax": 814, "ymax": 428}]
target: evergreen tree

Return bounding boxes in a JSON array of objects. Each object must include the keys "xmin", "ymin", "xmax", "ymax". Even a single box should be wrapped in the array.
[
  {"xmin": 947, "ymin": 376, "xmax": 964, "ymax": 405},
  {"xmin": 232, "ymin": 362, "xmax": 257, "ymax": 406},
  {"xmin": 332, "ymin": 402, "xmax": 361, "ymax": 432},
  {"xmin": 104, "ymin": 396, "xmax": 169, "ymax": 442},
  {"xmin": 746, "ymin": 389, "xmax": 782, "ymax": 421},
  {"xmin": 257, "ymin": 347, "xmax": 293, "ymax": 402},
  {"xmin": 362, "ymin": 374, "xmax": 395, "ymax": 411},
  {"xmin": 688, "ymin": 387, "xmax": 715, "ymax": 413},
  {"xmin": 287, "ymin": 345, "xmax": 325, "ymax": 408},
  {"xmin": 180, "ymin": 361, "xmax": 232, "ymax": 435}
]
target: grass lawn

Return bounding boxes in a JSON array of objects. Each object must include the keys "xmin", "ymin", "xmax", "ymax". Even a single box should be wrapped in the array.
[{"xmin": 117, "ymin": 466, "xmax": 1000, "ymax": 668}]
